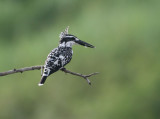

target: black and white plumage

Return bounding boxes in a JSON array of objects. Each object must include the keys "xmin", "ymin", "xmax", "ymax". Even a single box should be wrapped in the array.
[{"xmin": 38, "ymin": 27, "xmax": 95, "ymax": 86}]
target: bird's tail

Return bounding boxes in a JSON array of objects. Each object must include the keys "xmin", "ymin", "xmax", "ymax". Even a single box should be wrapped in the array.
[{"xmin": 38, "ymin": 76, "xmax": 47, "ymax": 86}]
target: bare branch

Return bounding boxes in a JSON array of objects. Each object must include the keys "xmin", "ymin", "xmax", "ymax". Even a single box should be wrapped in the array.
[
  {"xmin": 0, "ymin": 65, "xmax": 98, "ymax": 85},
  {"xmin": 0, "ymin": 66, "xmax": 43, "ymax": 76},
  {"xmin": 61, "ymin": 68, "xmax": 98, "ymax": 85}
]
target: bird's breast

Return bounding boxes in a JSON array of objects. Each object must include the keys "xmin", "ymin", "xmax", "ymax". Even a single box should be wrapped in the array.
[{"xmin": 58, "ymin": 47, "xmax": 73, "ymax": 66}]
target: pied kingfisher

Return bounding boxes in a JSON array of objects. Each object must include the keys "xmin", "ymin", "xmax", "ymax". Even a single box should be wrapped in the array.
[{"xmin": 38, "ymin": 27, "xmax": 95, "ymax": 86}]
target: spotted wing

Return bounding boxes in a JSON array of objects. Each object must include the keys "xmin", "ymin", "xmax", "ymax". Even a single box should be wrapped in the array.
[{"xmin": 43, "ymin": 48, "xmax": 62, "ymax": 76}]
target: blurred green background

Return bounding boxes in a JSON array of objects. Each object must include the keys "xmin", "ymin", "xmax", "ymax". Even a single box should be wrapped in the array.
[{"xmin": 0, "ymin": 0, "xmax": 160, "ymax": 119}]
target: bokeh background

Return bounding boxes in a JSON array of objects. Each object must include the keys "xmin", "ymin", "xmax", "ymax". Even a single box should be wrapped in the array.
[{"xmin": 0, "ymin": 0, "xmax": 160, "ymax": 119}]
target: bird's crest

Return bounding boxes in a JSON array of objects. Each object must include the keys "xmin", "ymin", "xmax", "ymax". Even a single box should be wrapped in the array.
[{"xmin": 59, "ymin": 26, "xmax": 69, "ymax": 39}]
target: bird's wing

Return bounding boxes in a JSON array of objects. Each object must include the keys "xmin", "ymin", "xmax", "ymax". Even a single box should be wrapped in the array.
[{"xmin": 43, "ymin": 48, "xmax": 62, "ymax": 76}]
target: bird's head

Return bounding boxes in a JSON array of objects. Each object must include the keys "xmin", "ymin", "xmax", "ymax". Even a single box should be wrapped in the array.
[{"xmin": 59, "ymin": 27, "xmax": 95, "ymax": 48}]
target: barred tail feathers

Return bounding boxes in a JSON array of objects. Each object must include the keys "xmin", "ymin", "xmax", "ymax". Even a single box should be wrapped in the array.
[{"xmin": 38, "ymin": 68, "xmax": 51, "ymax": 86}]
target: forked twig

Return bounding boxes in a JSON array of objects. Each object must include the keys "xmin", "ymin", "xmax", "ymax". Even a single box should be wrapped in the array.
[{"xmin": 61, "ymin": 68, "xmax": 98, "ymax": 85}]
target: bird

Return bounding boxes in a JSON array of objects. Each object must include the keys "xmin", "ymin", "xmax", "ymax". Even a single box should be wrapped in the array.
[{"xmin": 38, "ymin": 26, "xmax": 95, "ymax": 86}]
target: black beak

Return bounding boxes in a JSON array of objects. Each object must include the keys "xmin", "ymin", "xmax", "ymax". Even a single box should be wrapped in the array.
[{"xmin": 76, "ymin": 39, "xmax": 95, "ymax": 48}]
